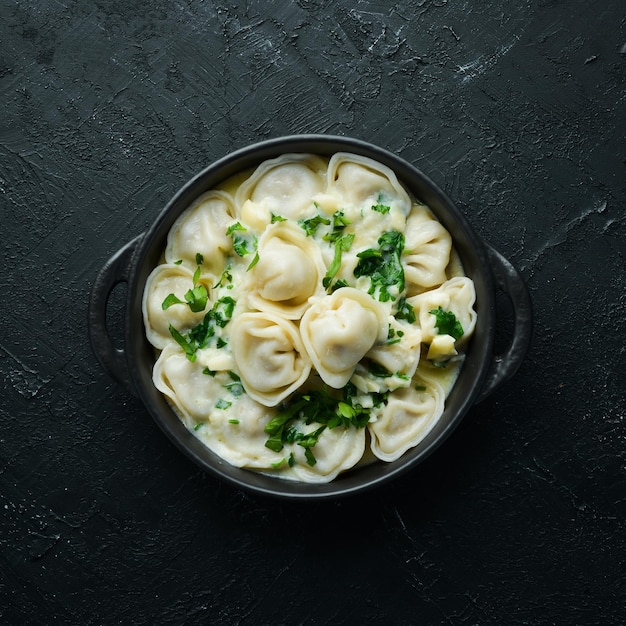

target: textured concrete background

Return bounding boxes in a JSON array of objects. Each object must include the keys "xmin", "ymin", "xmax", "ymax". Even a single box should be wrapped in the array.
[{"xmin": 2, "ymin": 1, "xmax": 625, "ymax": 623}]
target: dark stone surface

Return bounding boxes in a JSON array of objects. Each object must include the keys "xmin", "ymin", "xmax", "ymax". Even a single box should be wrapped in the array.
[{"xmin": 1, "ymin": 0, "xmax": 624, "ymax": 623}]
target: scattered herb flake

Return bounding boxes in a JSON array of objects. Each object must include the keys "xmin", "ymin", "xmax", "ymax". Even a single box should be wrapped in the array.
[
  {"xmin": 184, "ymin": 284, "xmax": 208, "ymax": 313},
  {"xmin": 429, "ymin": 306, "xmax": 464, "ymax": 340},
  {"xmin": 371, "ymin": 203, "xmax": 391, "ymax": 214},
  {"xmin": 169, "ymin": 296, "xmax": 236, "ymax": 361},
  {"xmin": 396, "ymin": 296, "xmax": 416, "ymax": 324},
  {"xmin": 246, "ymin": 251, "xmax": 260, "ymax": 271},
  {"xmin": 323, "ymin": 233, "xmax": 354, "ymax": 290},
  {"xmin": 226, "ymin": 222, "xmax": 246, "ymax": 236},
  {"xmin": 354, "ymin": 230, "xmax": 405, "ymax": 302},
  {"xmin": 298, "ymin": 214, "xmax": 331, "ymax": 237},
  {"xmin": 162, "ymin": 293, "xmax": 185, "ymax": 310},
  {"xmin": 323, "ymin": 211, "xmax": 351, "ymax": 243}
]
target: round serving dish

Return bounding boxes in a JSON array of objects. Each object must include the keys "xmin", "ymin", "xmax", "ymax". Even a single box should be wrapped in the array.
[{"xmin": 89, "ymin": 135, "xmax": 532, "ymax": 499}]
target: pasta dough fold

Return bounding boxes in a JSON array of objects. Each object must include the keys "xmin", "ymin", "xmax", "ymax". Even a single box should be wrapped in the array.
[
  {"xmin": 230, "ymin": 312, "xmax": 311, "ymax": 407},
  {"xmin": 300, "ymin": 288, "xmax": 388, "ymax": 389}
]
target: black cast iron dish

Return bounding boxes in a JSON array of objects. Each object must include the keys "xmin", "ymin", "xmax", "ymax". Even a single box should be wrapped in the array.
[{"xmin": 89, "ymin": 135, "xmax": 533, "ymax": 500}]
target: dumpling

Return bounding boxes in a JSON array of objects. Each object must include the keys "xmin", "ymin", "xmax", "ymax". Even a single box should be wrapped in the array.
[
  {"xmin": 300, "ymin": 288, "xmax": 389, "ymax": 389},
  {"xmin": 165, "ymin": 190, "xmax": 236, "ymax": 279},
  {"xmin": 283, "ymin": 423, "xmax": 367, "ymax": 483},
  {"xmin": 366, "ymin": 318, "xmax": 422, "ymax": 384},
  {"xmin": 368, "ymin": 372, "xmax": 444, "ymax": 462},
  {"xmin": 235, "ymin": 154, "xmax": 327, "ymax": 229},
  {"xmin": 324, "ymin": 152, "xmax": 411, "ymax": 216},
  {"xmin": 142, "ymin": 264, "xmax": 210, "ymax": 349},
  {"xmin": 403, "ymin": 204, "xmax": 452, "ymax": 295},
  {"xmin": 409, "ymin": 276, "xmax": 477, "ymax": 347},
  {"xmin": 199, "ymin": 395, "xmax": 283, "ymax": 470},
  {"xmin": 229, "ymin": 312, "xmax": 311, "ymax": 407},
  {"xmin": 152, "ymin": 344, "xmax": 224, "ymax": 426},
  {"xmin": 247, "ymin": 222, "xmax": 325, "ymax": 319}
]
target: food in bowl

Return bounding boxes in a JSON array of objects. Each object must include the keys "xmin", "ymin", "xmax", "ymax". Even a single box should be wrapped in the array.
[{"xmin": 142, "ymin": 152, "xmax": 477, "ymax": 483}]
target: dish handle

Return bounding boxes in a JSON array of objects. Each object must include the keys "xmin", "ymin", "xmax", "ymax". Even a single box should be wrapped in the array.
[
  {"xmin": 88, "ymin": 235, "xmax": 143, "ymax": 396},
  {"xmin": 476, "ymin": 245, "xmax": 533, "ymax": 402}
]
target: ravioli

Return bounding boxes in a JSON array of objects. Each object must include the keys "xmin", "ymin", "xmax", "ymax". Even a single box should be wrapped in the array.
[{"xmin": 142, "ymin": 153, "xmax": 477, "ymax": 482}]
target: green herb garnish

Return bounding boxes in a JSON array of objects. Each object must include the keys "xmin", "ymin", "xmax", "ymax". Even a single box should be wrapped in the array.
[
  {"xmin": 246, "ymin": 251, "xmax": 260, "ymax": 271},
  {"xmin": 215, "ymin": 267, "xmax": 233, "ymax": 289},
  {"xmin": 162, "ymin": 255, "xmax": 208, "ymax": 313},
  {"xmin": 263, "ymin": 387, "xmax": 371, "ymax": 465},
  {"xmin": 323, "ymin": 211, "xmax": 351, "ymax": 243},
  {"xmin": 227, "ymin": 222, "xmax": 257, "ymax": 257},
  {"xmin": 298, "ymin": 214, "xmax": 331, "ymax": 237},
  {"xmin": 371, "ymin": 203, "xmax": 391, "ymax": 214},
  {"xmin": 184, "ymin": 285, "xmax": 209, "ymax": 313},
  {"xmin": 271, "ymin": 213, "xmax": 287, "ymax": 223},
  {"xmin": 429, "ymin": 306, "xmax": 464, "ymax": 340},
  {"xmin": 353, "ymin": 230, "xmax": 405, "ymax": 302},
  {"xmin": 216, "ymin": 399, "xmax": 232, "ymax": 410},
  {"xmin": 395, "ymin": 296, "xmax": 416, "ymax": 323},
  {"xmin": 169, "ymin": 296, "xmax": 236, "ymax": 361},
  {"xmin": 226, "ymin": 222, "xmax": 246, "ymax": 236},
  {"xmin": 322, "ymin": 233, "xmax": 354, "ymax": 290},
  {"xmin": 224, "ymin": 371, "xmax": 244, "ymax": 397}
]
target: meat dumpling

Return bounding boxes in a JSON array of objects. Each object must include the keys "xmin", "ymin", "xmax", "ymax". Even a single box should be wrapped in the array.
[
  {"xmin": 368, "ymin": 371, "xmax": 444, "ymax": 462},
  {"xmin": 300, "ymin": 288, "xmax": 388, "ymax": 389},
  {"xmin": 165, "ymin": 190, "xmax": 236, "ymax": 279},
  {"xmin": 324, "ymin": 152, "xmax": 411, "ymax": 216},
  {"xmin": 246, "ymin": 222, "xmax": 325, "ymax": 319},
  {"xmin": 142, "ymin": 264, "xmax": 211, "ymax": 350},
  {"xmin": 403, "ymin": 204, "xmax": 452, "ymax": 295},
  {"xmin": 229, "ymin": 312, "xmax": 311, "ymax": 407},
  {"xmin": 235, "ymin": 154, "xmax": 327, "ymax": 230}
]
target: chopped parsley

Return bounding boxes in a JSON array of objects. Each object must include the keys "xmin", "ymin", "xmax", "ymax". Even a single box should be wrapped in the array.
[
  {"xmin": 395, "ymin": 296, "xmax": 416, "ymax": 323},
  {"xmin": 169, "ymin": 296, "xmax": 236, "ymax": 361},
  {"xmin": 162, "ymin": 254, "xmax": 209, "ymax": 313},
  {"xmin": 371, "ymin": 202, "xmax": 391, "ymax": 214},
  {"xmin": 298, "ymin": 214, "xmax": 331, "ymax": 237},
  {"xmin": 387, "ymin": 327, "xmax": 404, "ymax": 345},
  {"xmin": 216, "ymin": 399, "xmax": 232, "ymax": 410},
  {"xmin": 214, "ymin": 267, "xmax": 233, "ymax": 289},
  {"xmin": 225, "ymin": 222, "xmax": 246, "ymax": 236},
  {"xmin": 353, "ymin": 230, "xmax": 405, "ymax": 302},
  {"xmin": 323, "ymin": 211, "xmax": 351, "ymax": 243},
  {"xmin": 322, "ymin": 233, "xmax": 354, "ymax": 290},
  {"xmin": 224, "ymin": 371, "xmax": 244, "ymax": 397},
  {"xmin": 263, "ymin": 387, "xmax": 371, "ymax": 466},
  {"xmin": 227, "ymin": 222, "xmax": 257, "ymax": 257},
  {"xmin": 429, "ymin": 306, "xmax": 464, "ymax": 340},
  {"xmin": 271, "ymin": 213, "xmax": 287, "ymax": 223},
  {"xmin": 246, "ymin": 251, "xmax": 260, "ymax": 271}
]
